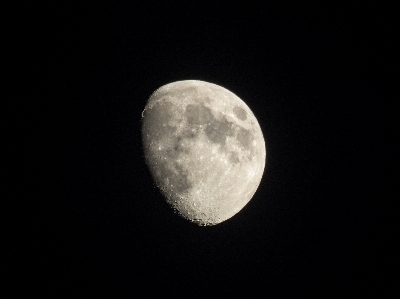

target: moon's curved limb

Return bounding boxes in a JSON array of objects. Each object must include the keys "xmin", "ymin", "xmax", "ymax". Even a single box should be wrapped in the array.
[{"xmin": 141, "ymin": 80, "xmax": 266, "ymax": 226}]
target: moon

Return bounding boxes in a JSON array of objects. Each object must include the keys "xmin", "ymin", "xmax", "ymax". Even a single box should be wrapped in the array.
[{"xmin": 141, "ymin": 80, "xmax": 266, "ymax": 226}]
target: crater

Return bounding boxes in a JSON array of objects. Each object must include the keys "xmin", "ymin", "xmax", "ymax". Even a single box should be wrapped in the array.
[{"xmin": 233, "ymin": 106, "xmax": 247, "ymax": 121}]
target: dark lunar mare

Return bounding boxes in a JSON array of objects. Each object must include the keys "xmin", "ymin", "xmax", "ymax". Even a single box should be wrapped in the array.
[{"xmin": 233, "ymin": 106, "xmax": 247, "ymax": 121}]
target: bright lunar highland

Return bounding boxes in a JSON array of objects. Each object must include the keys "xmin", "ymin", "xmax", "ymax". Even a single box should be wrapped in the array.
[{"xmin": 141, "ymin": 80, "xmax": 266, "ymax": 226}]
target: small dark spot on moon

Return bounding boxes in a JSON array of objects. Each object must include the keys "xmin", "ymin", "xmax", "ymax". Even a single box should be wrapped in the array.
[{"xmin": 233, "ymin": 106, "xmax": 247, "ymax": 121}]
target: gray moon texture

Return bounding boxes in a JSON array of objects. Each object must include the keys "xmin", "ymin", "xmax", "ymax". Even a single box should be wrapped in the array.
[{"xmin": 141, "ymin": 80, "xmax": 266, "ymax": 226}]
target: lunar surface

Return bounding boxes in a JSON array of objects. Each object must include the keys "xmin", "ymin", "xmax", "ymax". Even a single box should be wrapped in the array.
[{"xmin": 141, "ymin": 80, "xmax": 266, "ymax": 226}]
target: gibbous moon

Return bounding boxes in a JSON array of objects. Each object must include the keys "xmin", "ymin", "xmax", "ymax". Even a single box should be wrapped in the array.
[{"xmin": 141, "ymin": 80, "xmax": 266, "ymax": 226}]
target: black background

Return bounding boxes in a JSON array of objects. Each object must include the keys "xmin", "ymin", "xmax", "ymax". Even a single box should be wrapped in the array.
[{"xmin": 8, "ymin": 2, "xmax": 396, "ymax": 297}]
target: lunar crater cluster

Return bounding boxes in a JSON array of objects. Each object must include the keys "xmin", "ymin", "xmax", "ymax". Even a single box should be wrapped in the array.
[{"xmin": 142, "ymin": 80, "xmax": 266, "ymax": 226}]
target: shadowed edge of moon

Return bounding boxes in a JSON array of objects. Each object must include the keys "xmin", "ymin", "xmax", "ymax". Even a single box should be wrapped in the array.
[{"xmin": 142, "ymin": 82, "xmax": 263, "ymax": 225}]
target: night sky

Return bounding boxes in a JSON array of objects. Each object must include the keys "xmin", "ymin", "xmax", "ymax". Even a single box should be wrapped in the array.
[{"xmin": 9, "ymin": 2, "xmax": 396, "ymax": 297}]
